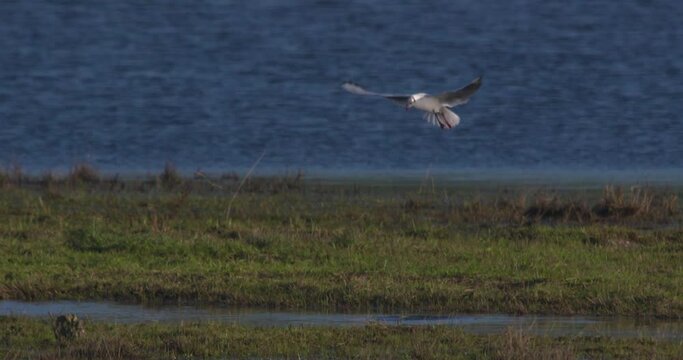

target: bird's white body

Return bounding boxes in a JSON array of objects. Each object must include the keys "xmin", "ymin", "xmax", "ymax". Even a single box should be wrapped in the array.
[
  {"xmin": 411, "ymin": 94, "xmax": 441, "ymax": 112},
  {"xmin": 342, "ymin": 76, "xmax": 482, "ymax": 130}
]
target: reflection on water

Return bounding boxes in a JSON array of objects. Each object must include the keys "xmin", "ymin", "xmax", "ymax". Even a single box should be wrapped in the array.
[{"xmin": 1, "ymin": 301, "xmax": 680, "ymax": 340}]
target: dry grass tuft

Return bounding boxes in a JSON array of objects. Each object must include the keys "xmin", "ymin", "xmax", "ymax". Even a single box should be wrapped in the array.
[
  {"xmin": 242, "ymin": 171, "xmax": 305, "ymax": 194},
  {"xmin": 40, "ymin": 171, "xmax": 58, "ymax": 189},
  {"xmin": 52, "ymin": 314, "xmax": 85, "ymax": 343},
  {"xmin": 0, "ymin": 163, "xmax": 26, "ymax": 187},
  {"xmin": 495, "ymin": 328, "xmax": 575, "ymax": 360},
  {"xmin": 661, "ymin": 193, "xmax": 678, "ymax": 215},
  {"xmin": 220, "ymin": 172, "xmax": 239, "ymax": 181},
  {"xmin": 0, "ymin": 170, "xmax": 7, "ymax": 188},
  {"xmin": 68, "ymin": 163, "xmax": 101, "ymax": 184},
  {"xmin": 58, "ymin": 336, "xmax": 140, "ymax": 359},
  {"xmin": 593, "ymin": 185, "xmax": 648, "ymax": 218},
  {"xmin": 524, "ymin": 195, "xmax": 592, "ymax": 223},
  {"xmin": 592, "ymin": 185, "xmax": 679, "ymax": 220},
  {"xmin": 158, "ymin": 162, "xmax": 183, "ymax": 189},
  {"xmin": 403, "ymin": 197, "xmax": 436, "ymax": 211}
]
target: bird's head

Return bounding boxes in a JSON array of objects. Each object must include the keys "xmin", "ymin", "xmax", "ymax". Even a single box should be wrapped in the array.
[{"xmin": 406, "ymin": 93, "xmax": 426, "ymax": 110}]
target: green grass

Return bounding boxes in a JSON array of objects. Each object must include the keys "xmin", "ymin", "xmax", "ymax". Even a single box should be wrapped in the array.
[
  {"xmin": 1, "ymin": 316, "xmax": 680, "ymax": 359},
  {"xmin": 0, "ymin": 176, "xmax": 681, "ymax": 317}
]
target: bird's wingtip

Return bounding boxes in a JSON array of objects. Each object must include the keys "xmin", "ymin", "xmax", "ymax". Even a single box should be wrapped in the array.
[
  {"xmin": 469, "ymin": 75, "xmax": 483, "ymax": 88},
  {"xmin": 341, "ymin": 81, "xmax": 369, "ymax": 95},
  {"xmin": 341, "ymin": 81, "xmax": 355, "ymax": 90}
]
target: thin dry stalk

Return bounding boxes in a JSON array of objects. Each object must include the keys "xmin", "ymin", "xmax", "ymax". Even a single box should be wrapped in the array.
[
  {"xmin": 194, "ymin": 171, "xmax": 225, "ymax": 190},
  {"xmin": 418, "ymin": 164, "xmax": 435, "ymax": 195},
  {"xmin": 225, "ymin": 150, "xmax": 266, "ymax": 223}
]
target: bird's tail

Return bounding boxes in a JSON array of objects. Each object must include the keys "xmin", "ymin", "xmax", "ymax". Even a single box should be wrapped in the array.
[{"xmin": 425, "ymin": 108, "xmax": 460, "ymax": 129}]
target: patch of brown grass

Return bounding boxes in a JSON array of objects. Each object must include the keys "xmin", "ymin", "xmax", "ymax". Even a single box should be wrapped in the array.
[
  {"xmin": 494, "ymin": 328, "xmax": 575, "ymax": 360},
  {"xmin": 524, "ymin": 195, "xmax": 592, "ymax": 223},
  {"xmin": 68, "ymin": 163, "xmax": 101, "ymax": 184},
  {"xmin": 158, "ymin": 162, "xmax": 183, "ymax": 189},
  {"xmin": 593, "ymin": 185, "xmax": 648, "ymax": 218},
  {"xmin": 48, "ymin": 336, "xmax": 141, "ymax": 360},
  {"xmin": 0, "ymin": 170, "xmax": 7, "ymax": 188},
  {"xmin": 593, "ymin": 185, "xmax": 679, "ymax": 221},
  {"xmin": 0, "ymin": 163, "xmax": 25, "ymax": 187},
  {"xmin": 242, "ymin": 171, "xmax": 305, "ymax": 194}
]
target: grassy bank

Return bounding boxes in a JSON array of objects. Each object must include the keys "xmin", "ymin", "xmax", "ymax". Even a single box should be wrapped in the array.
[
  {"xmin": 0, "ymin": 170, "xmax": 682, "ymax": 317},
  {"xmin": 1, "ymin": 316, "xmax": 681, "ymax": 359}
]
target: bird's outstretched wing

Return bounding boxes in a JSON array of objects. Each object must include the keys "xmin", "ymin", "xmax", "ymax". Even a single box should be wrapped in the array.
[
  {"xmin": 435, "ymin": 76, "xmax": 482, "ymax": 107},
  {"xmin": 342, "ymin": 82, "xmax": 412, "ymax": 106}
]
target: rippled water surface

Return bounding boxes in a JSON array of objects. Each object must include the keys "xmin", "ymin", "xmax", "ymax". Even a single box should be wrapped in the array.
[
  {"xmin": 2, "ymin": 301, "xmax": 681, "ymax": 340},
  {"xmin": 1, "ymin": 1, "xmax": 682, "ymax": 175}
]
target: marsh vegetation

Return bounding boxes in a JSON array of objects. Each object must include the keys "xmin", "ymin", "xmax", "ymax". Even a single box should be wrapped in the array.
[
  {"xmin": 1, "ymin": 167, "xmax": 681, "ymax": 357},
  {"xmin": 1, "ymin": 317, "xmax": 681, "ymax": 359},
  {"xmin": 1, "ymin": 168, "xmax": 680, "ymax": 316}
]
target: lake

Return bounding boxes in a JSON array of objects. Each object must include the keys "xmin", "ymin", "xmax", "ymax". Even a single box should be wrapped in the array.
[{"xmin": 1, "ymin": 0, "xmax": 682, "ymax": 177}]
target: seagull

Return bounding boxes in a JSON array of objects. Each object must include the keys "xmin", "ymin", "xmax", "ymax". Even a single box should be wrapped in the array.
[{"xmin": 342, "ymin": 76, "xmax": 482, "ymax": 130}]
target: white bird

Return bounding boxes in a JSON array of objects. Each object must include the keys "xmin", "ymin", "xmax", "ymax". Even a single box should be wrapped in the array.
[{"xmin": 342, "ymin": 76, "xmax": 482, "ymax": 130}]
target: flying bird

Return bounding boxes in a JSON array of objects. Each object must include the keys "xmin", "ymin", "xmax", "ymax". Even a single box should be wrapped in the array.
[{"xmin": 342, "ymin": 76, "xmax": 482, "ymax": 130}]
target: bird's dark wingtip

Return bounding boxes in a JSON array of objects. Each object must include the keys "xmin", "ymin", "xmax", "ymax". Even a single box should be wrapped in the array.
[{"xmin": 469, "ymin": 75, "xmax": 483, "ymax": 89}]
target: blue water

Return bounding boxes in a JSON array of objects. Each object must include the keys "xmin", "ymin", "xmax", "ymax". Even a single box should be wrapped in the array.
[{"xmin": 1, "ymin": 1, "xmax": 682, "ymax": 176}]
